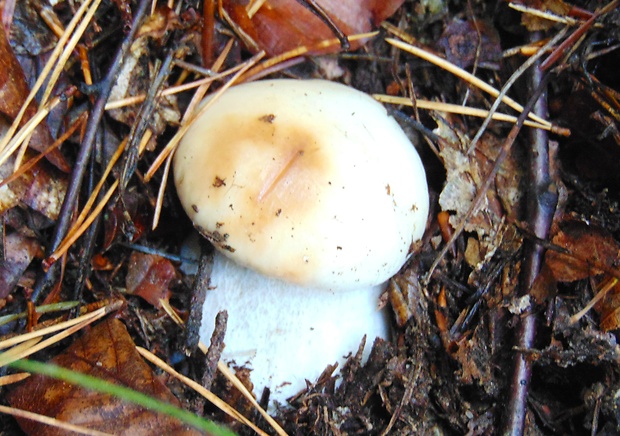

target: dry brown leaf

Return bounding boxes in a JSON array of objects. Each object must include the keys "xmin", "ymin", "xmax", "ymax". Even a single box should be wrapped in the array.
[
  {"xmin": 102, "ymin": 194, "xmax": 150, "ymax": 250},
  {"xmin": 530, "ymin": 262, "xmax": 558, "ymax": 304},
  {"xmin": 125, "ymin": 251, "xmax": 178, "ymax": 308},
  {"xmin": 222, "ymin": 0, "xmax": 404, "ymax": 56},
  {"xmin": 517, "ymin": 0, "xmax": 573, "ymax": 31},
  {"xmin": 595, "ymin": 279, "xmax": 620, "ymax": 331},
  {"xmin": 7, "ymin": 318, "xmax": 201, "ymax": 435},
  {"xmin": 546, "ymin": 220, "xmax": 620, "ymax": 282}
]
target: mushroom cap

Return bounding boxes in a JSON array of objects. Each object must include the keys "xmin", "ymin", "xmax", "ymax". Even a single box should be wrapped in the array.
[{"xmin": 174, "ymin": 79, "xmax": 428, "ymax": 290}]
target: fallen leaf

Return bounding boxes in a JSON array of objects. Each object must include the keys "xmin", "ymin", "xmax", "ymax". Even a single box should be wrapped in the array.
[
  {"xmin": 0, "ymin": 231, "xmax": 44, "ymax": 298},
  {"xmin": 437, "ymin": 120, "xmax": 525, "ymax": 268},
  {"xmin": 103, "ymin": 193, "xmax": 151, "ymax": 249},
  {"xmin": 438, "ymin": 19, "xmax": 502, "ymax": 69},
  {"xmin": 596, "ymin": 279, "xmax": 620, "ymax": 331},
  {"xmin": 0, "ymin": 152, "xmax": 68, "ymax": 221},
  {"xmin": 518, "ymin": 0, "xmax": 572, "ymax": 31},
  {"xmin": 546, "ymin": 220, "xmax": 620, "ymax": 282},
  {"xmin": 126, "ymin": 251, "xmax": 178, "ymax": 308},
  {"xmin": 7, "ymin": 318, "xmax": 201, "ymax": 435},
  {"xmin": 222, "ymin": 0, "xmax": 405, "ymax": 56},
  {"xmin": 107, "ymin": 7, "xmax": 181, "ymax": 139},
  {"xmin": 0, "ymin": 26, "xmax": 68, "ymax": 172}
]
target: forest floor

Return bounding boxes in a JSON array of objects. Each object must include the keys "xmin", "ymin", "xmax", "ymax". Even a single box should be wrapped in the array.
[{"xmin": 1, "ymin": 0, "xmax": 620, "ymax": 434}]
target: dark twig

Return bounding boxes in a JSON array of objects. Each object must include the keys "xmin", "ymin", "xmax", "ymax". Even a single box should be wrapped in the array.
[
  {"xmin": 295, "ymin": 0, "xmax": 350, "ymax": 50},
  {"xmin": 502, "ymin": 32, "xmax": 558, "ymax": 435},
  {"xmin": 201, "ymin": 311, "xmax": 228, "ymax": 391},
  {"xmin": 70, "ymin": 134, "xmax": 103, "ymax": 313},
  {"xmin": 31, "ymin": 0, "xmax": 150, "ymax": 303},
  {"xmin": 184, "ymin": 242, "xmax": 213, "ymax": 352},
  {"xmin": 120, "ymin": 49, "xmax": 176, "ymax": 192}
]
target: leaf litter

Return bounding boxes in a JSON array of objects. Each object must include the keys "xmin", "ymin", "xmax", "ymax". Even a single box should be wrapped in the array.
[{"xmin": 1, "ymin": 0, "xmax": 620, "ymax": 434}]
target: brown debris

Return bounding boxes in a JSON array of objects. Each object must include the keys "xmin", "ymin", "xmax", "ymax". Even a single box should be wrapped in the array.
[
  {"xmin": 2, "ymin": 0, "xmax": 620, "ymax": 434},
  {"xmin": 7, "ymin": 318, "xmax": 201, "ymax": 435},
  {"xmin": 0, "ymin": 24, "xmax": 68, "ymax": 171}
]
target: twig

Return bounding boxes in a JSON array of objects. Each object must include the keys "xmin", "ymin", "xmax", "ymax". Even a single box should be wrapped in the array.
[
  {"xmin": 184, "ymin": 243, "xmax": 213, "ymax": 352},
  {"xmin": 502, "ymin": 32, "xmax": 558, "ymax": 435},
  {"xmin": 202, "ymin": 311, "xmax": 227, "ymax": 391},
  {"xmin": 70, "ymin": 148, "xmax": 103, "ymax": 309},
  {"xmin": 31, "ymin": 0, "xmax": 150, "ymax": 303},
  {"xmin": 120, "ymin": 50, "xmax": 176, "ymax": 192}
]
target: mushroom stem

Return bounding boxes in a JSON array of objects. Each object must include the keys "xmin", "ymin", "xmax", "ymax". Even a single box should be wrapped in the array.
[{"xmin": 201, "ymin": 251, "xmax": 389, "ymax": 407}]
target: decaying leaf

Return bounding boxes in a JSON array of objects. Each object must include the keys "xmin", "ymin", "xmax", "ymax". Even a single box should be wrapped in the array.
[
  {"xmin": 7, "ymin": 318, "xmax": 200, "ymax": 435},
  {"xmin": 221, "ymin": 0, "xmax": 405, "ymax": 56},
  {"xmin": 546, "ymin": 220, "xmax": 620, "ymax": 282},
  {"xmin": 103, "ymin": 193, "xmax": 151, "ymax": 249},
  {"xmin": 436, "ymin": 118, "xmax": 525, "ymax": 270},
  {"xmin": 125, "ymin": 251, "xmax": 178, "ymax": 308},
  {"xmin": 541, "ymin": 219, "xmax": 620, "ymax": 330},
  {"xmin": 0, "ymin": 25, "xmax": 68, "ymax": 171},
  {"xmin": 0, "ymin": 153, "xmax": 68, "ymax": 222},
  {"xmin": 450, "ymin": 316, "xmax": 498, "ymax": 397},
  {"xmin": 438, "ymin": 18, "xmax": 502, "ymax": 69},
  {"xmin": 595, "ymin": 279, "xmax": 620, "ymax": 331},
  {"xmin": 0, "ymin": 231, "xmax": 43, "ymax": 298},
  {"xmin": 107, "ymin": 7, "xmax": 181, "ymax": 140}
]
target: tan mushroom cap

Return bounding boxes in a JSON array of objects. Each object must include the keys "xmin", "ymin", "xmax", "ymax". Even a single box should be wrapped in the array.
[{"xmin": 174, "ymin": 79, "xmax": 428, "ymax": 290}]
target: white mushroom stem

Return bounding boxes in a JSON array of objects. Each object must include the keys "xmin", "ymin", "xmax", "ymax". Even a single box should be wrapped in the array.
[{"xmin": 201, "ymin": 252, "xmax": 389, "ymax": 407}]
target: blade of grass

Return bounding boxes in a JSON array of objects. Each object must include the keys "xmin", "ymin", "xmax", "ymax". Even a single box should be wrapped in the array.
[{"xmin": 0, "ymin": 301, "xmax": 80, "ymax": 327}]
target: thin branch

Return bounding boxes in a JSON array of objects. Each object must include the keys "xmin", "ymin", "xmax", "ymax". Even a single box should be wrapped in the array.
[{"xmin": 502, "ymin": 31, "xmax": 558, "ymax": 435}]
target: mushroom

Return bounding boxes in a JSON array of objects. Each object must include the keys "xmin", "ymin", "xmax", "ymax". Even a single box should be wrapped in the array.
[{"xmin": 173, "ymin": 79, "xmax": 428, "ymax": 406}]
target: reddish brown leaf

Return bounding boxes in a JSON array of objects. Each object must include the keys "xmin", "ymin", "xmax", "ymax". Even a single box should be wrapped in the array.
[
  {"xmin": 91, "ymin": 253, "xmax": 115, "ymax": 271},
  {"xmin": 222, "ymin": 0, "xmax": 405, "ymax": 56},
  {"xmin": 545, "ymin": 220, "xmax": 620, "ymax": 282},
  {"xmin": 530, "ymin": 262, "xmax": 557, "ymax": 305},
  {"xmin": 7, "ymin": 318, "xmax": 201, "ymax": 435},
  {"xmin": 126, "ymin": 251, "xmax": 177, "ymax": 307}
]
